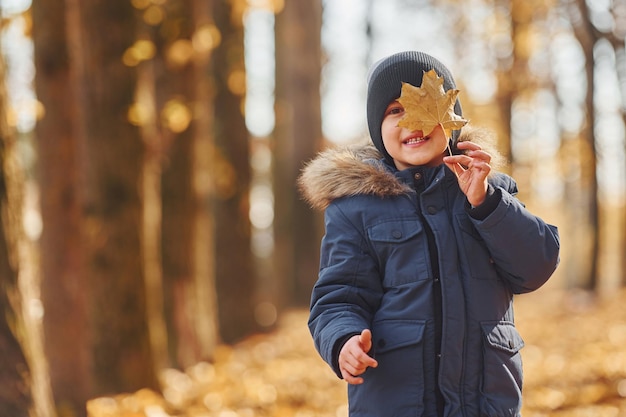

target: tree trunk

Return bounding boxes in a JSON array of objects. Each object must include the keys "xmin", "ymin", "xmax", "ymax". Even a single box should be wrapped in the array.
[
  {"xmin": 187, "ymin": 0, "xmax": 221, "ymax": 359},
  {"xmin": 155, "ymin": 0, "xmax": 219, "ymax": 367},
  {"xmin": 33, "ymin": 0, "xmax": 93, "ymax": 412},
  {"xmin": 274, "ymin": 0, "xmax": 324, "ymax": 307},
  {"xmin": 35, "ymin": 0, "xmax": 158, "ymax": 413},
  {"xmin": 494, "ymin": 0, "xmax": 513, "ymax": 162},
  {"xmin": 568, "ymin": 0, "xmax": 600, "ymax": 290},
  {"xmin": 618, "ymin": 48, "xmax": 626, "ymax": 287},
  {"xmin": 211, "ymin": 0, "xmax": 258, "ymax": 343},
  {"xmin": 75, "ymin": 0, "xmax": 158, "ymax": 395},
  {"xmin": 0, "ymin": 138, "xmax": 31, "ymax": 417},
  {"xmin": 0, "ymin": 44, "xmax": 31, "ymax": 417}
]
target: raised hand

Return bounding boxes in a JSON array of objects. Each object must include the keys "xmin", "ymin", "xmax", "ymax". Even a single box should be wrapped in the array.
[{"xmin": 443, "ymin": 140, "xmax": 491, "ymax": 207}]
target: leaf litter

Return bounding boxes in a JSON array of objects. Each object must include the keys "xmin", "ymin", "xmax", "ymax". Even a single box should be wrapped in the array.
[{"xmin": 87, "ymin": 288, "xmax": 626, "ymax": 417}]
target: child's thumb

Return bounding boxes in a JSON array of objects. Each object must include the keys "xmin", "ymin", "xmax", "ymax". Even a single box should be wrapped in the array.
[{"xmin": 359, "ymin": 329, "xmax": 373, "ymax": 353}]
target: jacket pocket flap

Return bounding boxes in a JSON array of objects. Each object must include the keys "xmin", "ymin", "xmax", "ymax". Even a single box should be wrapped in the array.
[
  {"xmin": 481, "ymin": 321, "xmax": 524, "ymax": 353},
  {"xmin": 368, "ymin": 219, "xmax": 423, "ymax": 243},
  {"xmin": 373, "ymin": 320, "xmax": 426, "ymax": 354}
]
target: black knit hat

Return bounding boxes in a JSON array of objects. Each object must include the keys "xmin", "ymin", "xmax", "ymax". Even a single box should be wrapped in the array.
[{"xmin": 366, "ymin": 51, "xmax": 463, "ymax": 165}]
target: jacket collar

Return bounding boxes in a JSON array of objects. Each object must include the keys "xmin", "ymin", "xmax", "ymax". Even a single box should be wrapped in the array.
[
  {"xmin": 298, "ymin": 125, "xmax": 501, "ymax": 211},
  {"xmin": 396, "ymin": 164, "xmax": 452, "ymax": 189}
]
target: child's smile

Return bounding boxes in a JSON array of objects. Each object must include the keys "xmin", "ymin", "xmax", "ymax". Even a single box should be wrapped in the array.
[{"xmin": 403, "ymin": 132, "xmax": 429, "ymax": 145}]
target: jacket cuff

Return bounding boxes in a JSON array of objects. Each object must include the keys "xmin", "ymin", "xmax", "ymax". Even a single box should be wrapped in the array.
[
  {"xmin": 467, "ymin": 185, "xmax": 500, "ymax": 220},
  {"xmin": 332, "ymin": 332, "xmax": 361, "ymax": 378}
]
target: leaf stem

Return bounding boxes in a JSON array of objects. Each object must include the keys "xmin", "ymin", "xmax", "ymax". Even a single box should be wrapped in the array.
[{"xmin": 446, "ymin": 141, "xmax": 466, "ymax": 179}]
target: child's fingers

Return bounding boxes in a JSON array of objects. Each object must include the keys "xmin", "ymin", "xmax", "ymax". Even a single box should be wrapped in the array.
[
  {"xmin": 356, "ymin": 352, "xmax": 378, "ymax": 369},
  {"xmin": 347, "ymin": 345, "xmax": 378, "ymax": 370},
  {"xmin": 338, "ymin": 334, "xmax": 379, "ymax": 385},
  {"xmin": 340, "ymin": 352, "xmax": 367, "ymax": 384},
  {"xmin": 443, "ymin": 154, "xmax": 472, "ymax": 167},
  {"xmin": 444, "ymin": 152, "xmax": 491, "ymax": 169},
  {"xmin": 466, "ymin": 149, "xmax": 491, "ymax": 163},
  {"xmin": 455, "ymin": 142, "xmax": 491, "ymax": 162},
  {"xmin": 455, "ymin": 140, "xmax": 482, "ymax": 151},
  {"xmin": 358, "ymin": 330, "xmax": 378, "ymax": 368},
  {"xmin": 341, "ymin": 368, "xmax": 364, "ymax": 385},
  {"xmin": 359, "ymin": 329, "xmax": 373, "ymax": 352}
]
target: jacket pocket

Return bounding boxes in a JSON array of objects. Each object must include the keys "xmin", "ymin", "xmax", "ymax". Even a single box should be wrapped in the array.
[
  {"xmin": 373, "ymin": 319, "xmax": 426, "ymax": 354},
  {"xmin": 367, "ymin": 219, "xmax": 430, "ymax": 286},
  {"xmin": 480, "ymin": 321, "xmax": 524, "ymax": 417},
  {"xmin": 349, "ymin": 320, "xmax": 427, "ymax": 416}
]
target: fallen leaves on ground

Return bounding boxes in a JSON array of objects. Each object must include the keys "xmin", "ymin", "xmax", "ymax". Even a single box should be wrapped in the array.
[
  {"xmin": 516, "ymin": 289, "xmax": 626, "ymax": 417},
  {"xmin": 87, "ymin": 288, "xmax": 626, "ymax": 417}
]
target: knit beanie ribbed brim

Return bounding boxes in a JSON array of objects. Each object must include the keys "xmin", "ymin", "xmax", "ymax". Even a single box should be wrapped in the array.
[{"xmin": 366, "ymin": 51, "xmax": 463, "ymax": 165}]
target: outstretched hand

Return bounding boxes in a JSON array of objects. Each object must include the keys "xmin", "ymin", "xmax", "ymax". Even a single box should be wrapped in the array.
[
  {"xmin": 338, "ymin": 329, "xmax": 379, "ymax": 385},
  {"xmin": 443, "ymin": 140, "xmax": 491, "ymax": 207}
]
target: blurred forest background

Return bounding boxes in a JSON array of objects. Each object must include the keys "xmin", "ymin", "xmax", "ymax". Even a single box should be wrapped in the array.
[{"xmin": 0, "ymin": 0, "xmax": 624, "ymax": 416}]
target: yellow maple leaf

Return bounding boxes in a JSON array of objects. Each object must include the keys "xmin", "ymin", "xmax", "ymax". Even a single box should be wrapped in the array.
[{"xmin": 397, "ymin": 69, "xmax": 468, "ymax": 138}]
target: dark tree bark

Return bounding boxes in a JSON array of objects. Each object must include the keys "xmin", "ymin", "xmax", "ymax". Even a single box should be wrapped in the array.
[
  {"xmin": 73, "ymin": 0, "xmax": 158, "ymax": 396},
  {"xmin": 274, "ymin": 0, "xmax": 324, "ymax": 307},
  {"xmin": 32, "ymin": 0, "xmax": 92, "ymax": 411},
  {"xmin": 34, "ymin": 0, "xmax": 158, "ymax": 414}
]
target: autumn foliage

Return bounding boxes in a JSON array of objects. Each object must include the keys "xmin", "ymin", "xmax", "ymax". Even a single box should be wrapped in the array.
[{"xmin": 86, "ymin": 289, "xmax": 626, "ymax": 417}]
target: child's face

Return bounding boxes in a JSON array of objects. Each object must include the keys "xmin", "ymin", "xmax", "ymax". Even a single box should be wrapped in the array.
[{"xmin": 381, "ymin": 100, "xmax": 448, "ymax": 170}]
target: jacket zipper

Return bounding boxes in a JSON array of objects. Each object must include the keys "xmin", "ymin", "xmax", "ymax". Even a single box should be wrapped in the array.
[{"xmin": 414, "ymin": 171, "xmax": 445, "ymax": 416}]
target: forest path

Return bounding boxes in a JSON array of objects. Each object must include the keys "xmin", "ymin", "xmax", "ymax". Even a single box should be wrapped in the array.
[{"xmin": 88, "ymin": 288, "xmax": 626, "ymax": 417}]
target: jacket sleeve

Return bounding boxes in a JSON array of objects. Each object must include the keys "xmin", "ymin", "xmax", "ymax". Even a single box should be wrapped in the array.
[
  {"xmin": 308, "ymin": 201, "xmax": 383, "ymax": 378},
  {"xmin": 471, "ymin": 176, "xmax": 560, "ymax": 293}
]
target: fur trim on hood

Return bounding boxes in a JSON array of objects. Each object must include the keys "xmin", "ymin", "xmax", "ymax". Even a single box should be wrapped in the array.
[{"xmin": 298, "ymin": 125, "xmax": 505, "ymax": 211}]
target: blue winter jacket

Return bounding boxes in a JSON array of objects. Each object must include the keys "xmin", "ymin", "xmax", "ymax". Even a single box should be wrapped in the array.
[{"xmin": 298, "ymin": 133, "xmax": 560, "ymax": 417}]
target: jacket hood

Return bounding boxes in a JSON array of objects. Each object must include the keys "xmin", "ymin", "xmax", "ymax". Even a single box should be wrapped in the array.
[{"xmin": 298, "ymin": 126, "xmax": 504, "ymax": 211}]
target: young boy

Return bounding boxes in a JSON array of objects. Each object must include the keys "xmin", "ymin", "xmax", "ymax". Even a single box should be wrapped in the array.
[{"xmin": 298, "ymin": 51, "xmax": 560, "ymax": 417}]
